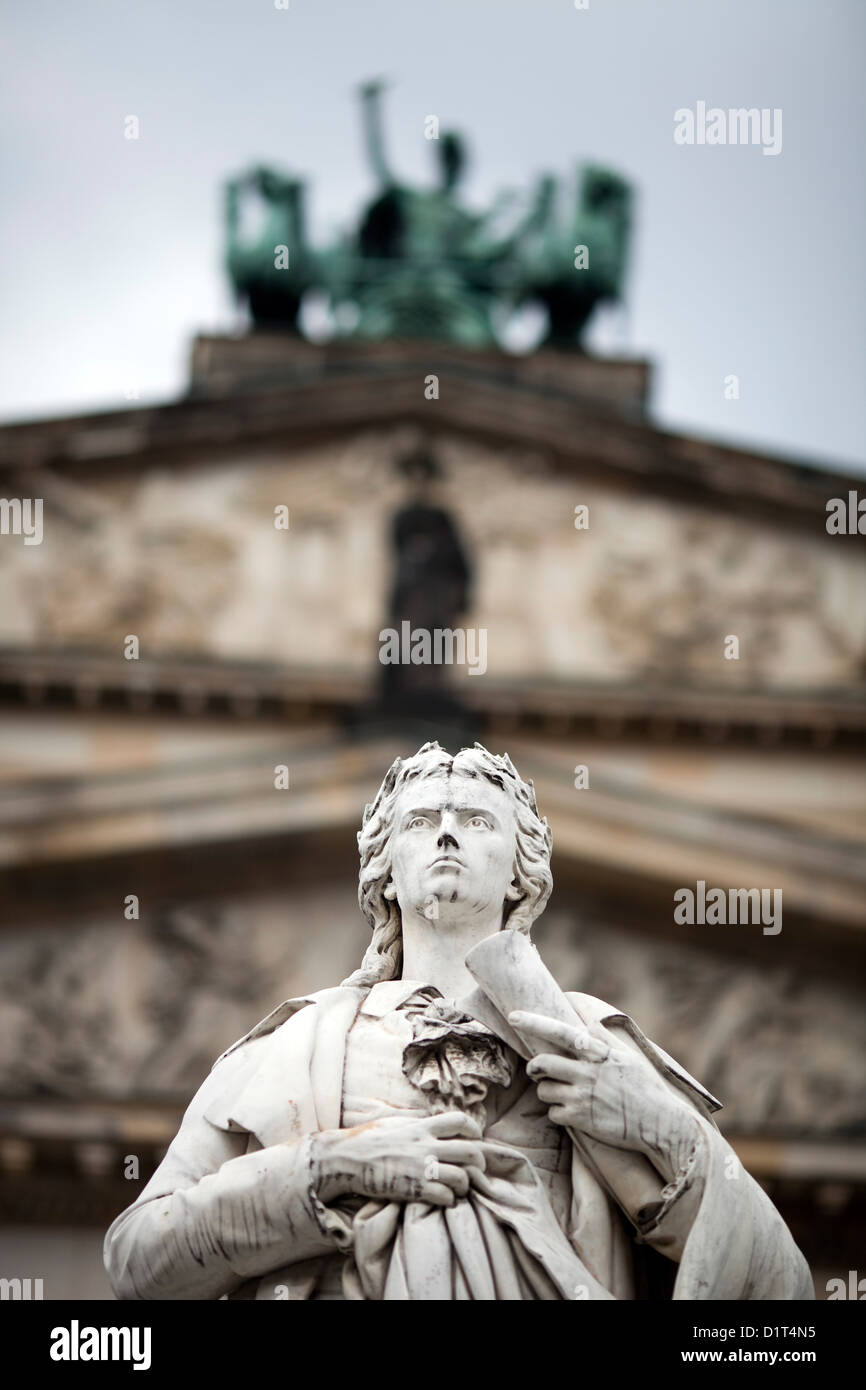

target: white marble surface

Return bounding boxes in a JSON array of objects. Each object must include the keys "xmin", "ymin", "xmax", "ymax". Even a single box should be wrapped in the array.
[{"xmin": 104, "ymin": 743, "xmax": 815, "ymax": 1300}]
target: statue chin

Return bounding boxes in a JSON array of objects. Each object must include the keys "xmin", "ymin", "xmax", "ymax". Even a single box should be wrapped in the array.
[
  {"xmin": 412, "ymin": 891, "xmax": 506, "ymax": 932},
  {"xmin": 411, "ymin": 890, "xmax": 471, "ymax": 928}
]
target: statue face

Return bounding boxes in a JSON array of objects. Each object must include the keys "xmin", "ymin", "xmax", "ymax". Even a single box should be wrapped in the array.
[{"xmin": 387, "ymin": 772, "xmax": 518, "ymax": 929}]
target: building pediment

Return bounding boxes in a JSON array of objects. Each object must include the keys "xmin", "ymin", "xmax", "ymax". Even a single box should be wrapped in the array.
[{"xmin": 0, "ymin": 337, "xmax": 860, "ymax": 526}]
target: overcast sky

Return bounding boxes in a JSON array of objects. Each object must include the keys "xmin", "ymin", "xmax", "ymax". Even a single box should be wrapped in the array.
[{"xmin": 2, "ymin": 0, "xmax": 864, "ymax": 474}]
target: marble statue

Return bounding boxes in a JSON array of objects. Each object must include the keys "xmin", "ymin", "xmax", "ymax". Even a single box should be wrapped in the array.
[{"xmin": 104, "ymin": 743, "xmax": 813, "ymax": 1300}]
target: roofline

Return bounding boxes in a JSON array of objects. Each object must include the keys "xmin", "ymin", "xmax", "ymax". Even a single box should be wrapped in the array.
[{"xmin": 0, "ymin": 339, "xmax": 861, "ymax": 527}]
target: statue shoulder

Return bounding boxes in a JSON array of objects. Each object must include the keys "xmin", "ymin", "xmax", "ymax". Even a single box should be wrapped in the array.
[
  {"xmin": 565, "ymin": 989, "xmax": 723, "ymax": 1116},
  {"xmin": 210, "ymin": 986, "xmax": 350, "ymax": 1070}
]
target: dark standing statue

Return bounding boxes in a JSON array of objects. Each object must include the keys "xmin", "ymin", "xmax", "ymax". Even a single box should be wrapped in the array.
[
  {"xmin": 380, "ymin": 448, "xmax": 473, "ymax": 718},
  {"xmin": 357, "ymin": 80, "xmax": 472, "ymax": 263}
]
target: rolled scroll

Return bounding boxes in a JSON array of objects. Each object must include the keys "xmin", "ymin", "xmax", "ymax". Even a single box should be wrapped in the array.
[{"xmin": 462, "ymin": 931, "xmax": 665, "ymax": 1227}]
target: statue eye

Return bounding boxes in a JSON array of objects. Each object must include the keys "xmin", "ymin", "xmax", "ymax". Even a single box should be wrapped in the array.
[
  {"xmin": 467, "ymin": 815, "xmax": 491, "ymax": 829},
  {"xmin": 407, "ymin": 815, "xmax": 432, "ymax": 830}
]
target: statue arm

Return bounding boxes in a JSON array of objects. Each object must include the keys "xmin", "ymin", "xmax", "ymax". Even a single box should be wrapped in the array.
[
  {"xmin": 527, "ymin": 992, "xmax": 806, "ymax": 1287},
  {"xmin": 628, "ymin": 1101, "xmax": 707, "ymax": 1262},
  {"xmin": 584, "ymin": 1022, "xmax": 721, "ymax": 1265},
  {"xmin": 103, "ymin": 1052, "xmax": 344, "ymax": 1300},
  {"xmin": 652, "ymin": 1111, "xmax": 814, "ymax": 1299},
  {"xmin": 225, "ymin": 179, "xmax": 241, "ymax": 248},
  {"xmin": 473, "ymin": 174, "xmax": 557, "ymax": 264},
  {"xmin": 600, "ymin": 1037, "xmax": 813, "ymax": 1294},
  {"xmin": 360, "ymin": 80, "xmax": 392, "ymax": 187}
]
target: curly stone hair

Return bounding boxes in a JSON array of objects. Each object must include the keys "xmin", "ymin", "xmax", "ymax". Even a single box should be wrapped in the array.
[{"xmin": 342, "ymin": 741, "xmax": 553, "ymax": 989}]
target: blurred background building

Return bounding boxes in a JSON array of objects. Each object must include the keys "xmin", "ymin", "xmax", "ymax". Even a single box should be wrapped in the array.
[{"xmin": 0, "ymin": 63, "xmax": 864, "ymax": 1301}]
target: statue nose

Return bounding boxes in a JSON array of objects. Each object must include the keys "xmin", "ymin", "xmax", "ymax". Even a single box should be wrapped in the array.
[{"xmin": 437, "ymin": 829, "xmax": 460, "ymax": 851}]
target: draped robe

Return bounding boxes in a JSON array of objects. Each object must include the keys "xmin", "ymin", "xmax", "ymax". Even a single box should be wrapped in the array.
[{"xmin": 104, "ymin": 982, "xmax": 814, "ymax": 1301}]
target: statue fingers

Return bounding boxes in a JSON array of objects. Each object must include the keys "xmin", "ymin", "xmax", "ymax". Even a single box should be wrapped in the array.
[
  {"xmin": 434, "ymin": 1163, "xmax": 471, "ymax": 1199},
  {"xmin": 510, "ymin": 1010, "xmax": 609, "ymax": 1060},
  {"xmin": 535, "ymin": 1078, "xmax": 583, "ymax": 1107},
  {"xmin": 433, "ymin": 1139, "xmax": 487, "ymax": 1170},
  {"xmin": 425, "ymin": 1110, "xmax": 483, "ymax": 1140},
  {"xmin": 509, "ymin": 1011, "xmax": 574, "ymax": 1050},
  {"xmin": 526, "ymin": 1053, "xmax": 581, "ymax": 1083},
  {"xmin": 547, "ymin": 1105, "xmax": 577, "ymax": 1128},
  {"xmin": 415, "ymin": 1181, "xmax": 458, "ymax": 1208}
]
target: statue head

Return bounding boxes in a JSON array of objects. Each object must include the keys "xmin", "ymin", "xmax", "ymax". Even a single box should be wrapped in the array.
[
  {"xmin": 438, "ymin": 131, "xmax": 466, "ymax": 193},
  {"xmin": 398, "ymin": 445, "xmax": 439, "ymax": 481},
  {"xmin": 343, "ymin": 742, "xmax": 553, "ymax": 988},
  {"xmin": 396, "ymin": 445, "xmax": 441, "ymax": 501},
  {"xmin": 579, "ymin": 165, "xmax": 631, "ymax": 220}
]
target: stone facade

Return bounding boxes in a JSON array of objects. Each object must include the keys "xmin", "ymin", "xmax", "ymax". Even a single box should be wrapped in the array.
[
  {"xmin": 2, "ymin": 424, "xmax": 863, "ymax": 690},
  {"xmin": 0, "ymin": 340, "xmax": 864, "ymax": 1297}
]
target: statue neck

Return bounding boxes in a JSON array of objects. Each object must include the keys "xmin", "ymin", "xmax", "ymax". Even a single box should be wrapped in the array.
[{"xmin": 399, "ymin": 910, "xmax": 502, "ymax": 1003}]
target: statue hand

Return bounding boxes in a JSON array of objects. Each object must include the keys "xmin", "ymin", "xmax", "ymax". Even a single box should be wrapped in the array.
[
  {"xmin": 310, "ymin": 1110, "xmax": 485, "ymax": 1208},
  {"xmin": 511, "ymin": 1011, "xmax": 699, "ymax": 1174}
]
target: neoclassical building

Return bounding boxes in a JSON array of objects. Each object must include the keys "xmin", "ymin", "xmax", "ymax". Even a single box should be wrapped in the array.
[{"xmin": 0, "ymin": 329, "xmax": 863, "ymax": 1298}]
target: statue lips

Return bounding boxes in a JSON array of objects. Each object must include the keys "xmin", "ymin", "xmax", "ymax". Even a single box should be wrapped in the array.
[{"xmin": 429, "ymin": 855, "xmax": 465, "ymax": 871}]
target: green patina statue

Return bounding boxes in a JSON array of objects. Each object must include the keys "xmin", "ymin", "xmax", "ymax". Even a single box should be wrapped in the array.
[{"xmin": 225, "ymin": 81, "xmax": 632, "ymax": 350}]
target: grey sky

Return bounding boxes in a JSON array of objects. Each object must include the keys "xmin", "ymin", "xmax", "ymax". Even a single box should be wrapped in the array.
[{"xmin": 2, "ymin": 0, "xmax": 864, "ymax": 474}]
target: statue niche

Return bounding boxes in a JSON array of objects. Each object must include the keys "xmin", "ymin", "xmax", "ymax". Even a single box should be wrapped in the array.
[{"xmin": 379, "ymin": 447, "xmax": 473, "ymax": 720}]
